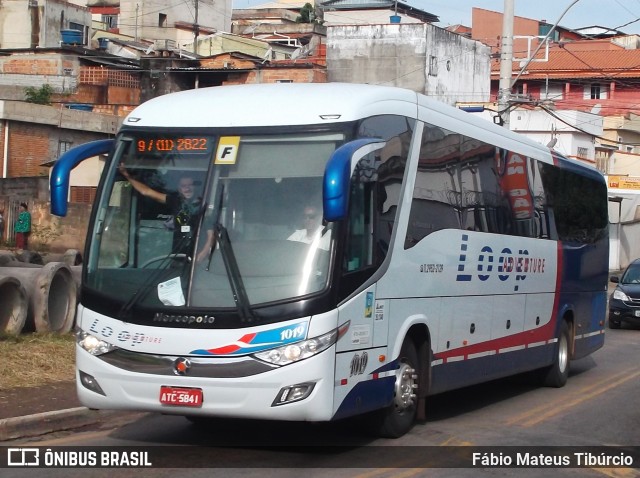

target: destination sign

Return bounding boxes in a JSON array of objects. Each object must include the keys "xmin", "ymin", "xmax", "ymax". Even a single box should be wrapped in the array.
[{"xmin": 136, "ymin": 137, "xmax": 213, "ymax": 155}]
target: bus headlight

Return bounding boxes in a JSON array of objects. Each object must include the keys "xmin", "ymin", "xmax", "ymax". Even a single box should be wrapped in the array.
[
  {"xmin": 253, "ymin": 321, "xmax": 350, "ymax": 366},
  {"xmin": 76, "ymin": 329, "xmax": 118, "ymax": 356}
]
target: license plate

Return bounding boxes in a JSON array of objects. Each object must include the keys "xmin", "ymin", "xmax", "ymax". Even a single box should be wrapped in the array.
[{"xmin": 159, "ymin": 386, "xmax": 203, "ymax": 407}]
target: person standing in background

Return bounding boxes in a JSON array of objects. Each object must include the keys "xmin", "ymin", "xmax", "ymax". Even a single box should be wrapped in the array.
[{"xmin": 14, "ymin": 202, "xmax": 31, "ymax": 250}]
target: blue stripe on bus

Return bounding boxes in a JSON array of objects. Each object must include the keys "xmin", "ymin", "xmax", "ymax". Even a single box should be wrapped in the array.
[{"xmin": 332, "ymin": 376, "xmax": 395, "ymax": 421}]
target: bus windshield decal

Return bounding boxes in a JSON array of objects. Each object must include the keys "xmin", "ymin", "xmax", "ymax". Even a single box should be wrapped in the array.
[{"xmin": 190, "ymin": 322, "xmax": 308, "ymax": 356}]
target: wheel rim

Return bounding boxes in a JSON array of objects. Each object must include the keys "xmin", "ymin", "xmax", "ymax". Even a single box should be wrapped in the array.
[
  {"xmin": 558, "ymin": 334, "xmax": 568, "ymax": 374},
  {"xmin": 393, "ymin": 362, "xmax": 418, "ymax": 410}
]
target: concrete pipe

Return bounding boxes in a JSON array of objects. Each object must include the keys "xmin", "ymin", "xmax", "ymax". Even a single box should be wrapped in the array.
[
  {"xmin": 0, "ymin": 263, "xmax": 78, "ymax": 334},
  {"xmin": 70, "ymin": 265, "xmax": 82, "ymax": 292},
  {"xmin": 0, "ymin": 276, "xmax": 28, "ymax": 335},
  {"xmin": 16, "ymin": 250, "xmax": 44, "ymax": 265},
  {"xmin": 0, "ymin": 260, "xmax": 43, "ymax": 268},
  {"xmin": 43, "ymin": 249, "xmax": 83, "ymax": 267},
  {"xmin": 0, "ymin": 251, "xmax": 17, "ymax": 266}
]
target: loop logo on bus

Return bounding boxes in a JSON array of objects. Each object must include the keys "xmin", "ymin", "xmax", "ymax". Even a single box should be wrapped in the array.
[
  {"xmin": 215, "ymin": 136, "xmax": 240, "ymax": 164},
  {"xmin": 455, "ymin": 234, "xmax": 549, "ymax": 292}
]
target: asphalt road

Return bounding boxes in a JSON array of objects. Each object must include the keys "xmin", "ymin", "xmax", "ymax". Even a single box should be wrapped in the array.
[{"xmin": 4, "ymin": 318, "xmax": 639, "ymax": 478}]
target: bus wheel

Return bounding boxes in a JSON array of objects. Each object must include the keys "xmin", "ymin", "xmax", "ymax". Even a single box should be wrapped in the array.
[
  {"xmin": 372, "ymin": 339, "xmax": 419, "ymax": 438},
  {"xmin": 542, "ymin": 320, "xmax": 570, "ymax": 388}
]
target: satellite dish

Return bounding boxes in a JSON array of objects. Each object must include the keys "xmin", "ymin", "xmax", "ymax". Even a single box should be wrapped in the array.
[{"xmin": 547, "ymin": 138, "xmax": 558, "ymax": 148}]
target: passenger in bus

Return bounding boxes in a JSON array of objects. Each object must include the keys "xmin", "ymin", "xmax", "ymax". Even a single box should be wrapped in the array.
[
  {"xmin": 287, "ymin": 204, "xmax": 330, "ymax": 250},
  {"xmin": 119, "ymin": 165, "xmax": 204, "ymax": 256}
]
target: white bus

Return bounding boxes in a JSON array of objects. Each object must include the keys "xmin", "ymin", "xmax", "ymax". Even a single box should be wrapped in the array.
[{"xmin": 51, "ymin": 83, "xmax": 609, "ymax": 437}]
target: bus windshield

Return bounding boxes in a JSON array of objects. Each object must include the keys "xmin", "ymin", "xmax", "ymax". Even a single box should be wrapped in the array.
[{"xmin": 86, "ymin": 131, "xmax": 343, "ymax": 314}]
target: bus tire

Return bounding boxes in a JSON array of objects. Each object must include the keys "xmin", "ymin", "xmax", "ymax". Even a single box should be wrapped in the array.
[
  {"xmin": 371, "ymin": 338, "xmax": 419, "ymax": 438},
  {"xmin": 542, "ymin": 320, "xmax": 571, "ymax": 388}
]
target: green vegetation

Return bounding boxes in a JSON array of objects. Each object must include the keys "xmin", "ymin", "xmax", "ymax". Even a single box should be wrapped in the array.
[
  {"xmin": 24, "ymin": 84, "xmax": 54, "ymax": 105},
  {"xmin": 297, "ymin": 3, "xmax": 321, "ymax": 23}
]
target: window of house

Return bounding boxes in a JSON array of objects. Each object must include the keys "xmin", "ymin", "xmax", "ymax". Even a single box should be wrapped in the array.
[
  {"xmin": 584, "ymin": 83, "xmax": 608, "ymax": 100},
  {"xmin": 70, "ymin": 186, "xmax": 97, "ymax": 204},
  {"xmin": 276, "ymin": 79, "xmax": 293, "ymax": 83},
  {"xmin": 429, "ymin": 56, "xmax": 438, "ymax": 76},
  {"xmin": 58, "ymin": 140, "xmax": 73, "ymax": 157},
  {"xmin": 541, "ymin": 84, "xmax": 563, "ymax": 101},
  {"xmin": 102, "ymin": 15, "xmax": 117, "ymax": 29},
  {"xmin": 159, "ymin": 14, "xmax": 167, "ymax": 28},
  {"xmin": 577, "ymin": 147, "xmax": 588, "ymax": 158},
  {"xmin": 538, "ymin": 24, "xmax": 559, "ymax": 41}
]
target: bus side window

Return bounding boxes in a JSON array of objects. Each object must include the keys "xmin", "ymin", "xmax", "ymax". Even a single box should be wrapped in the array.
[
  {"xmin": 343, "ymin": 115, "xmax": 413, "ymax": 272},
  {"xmin": 405, "ymin": 123, "xmax": 463, "ymax": 248}
]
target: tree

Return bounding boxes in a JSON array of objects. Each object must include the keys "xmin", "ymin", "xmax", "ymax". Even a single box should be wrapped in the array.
[
  {"xmin": 297, "ymin": 3, "xmax": 315, "ymax": 23},
  {"xmin": 24, "ymin": 84, "xmax": 54, "ymax": 105}
]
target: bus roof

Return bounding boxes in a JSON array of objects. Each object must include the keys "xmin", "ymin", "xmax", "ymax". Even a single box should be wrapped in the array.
[
  {"xmin": 121, "ymin": 82, "xmax": 603, "ymax": 178},
  {"xmin": 123, "ymin": 83, "xmax": 419, "ymax": 128}
]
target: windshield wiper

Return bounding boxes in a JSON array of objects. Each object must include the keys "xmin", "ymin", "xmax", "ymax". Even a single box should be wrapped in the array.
[
  {"xmin": 202, "ymin": 183, "xmax": 253, "ymax": 323},
  {"xmin": 214, "ymin": 223, "xmax": 253, "ymax": 323}
]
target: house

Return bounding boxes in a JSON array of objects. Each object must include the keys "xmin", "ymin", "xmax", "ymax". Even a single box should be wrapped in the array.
[
  {"xmin": 327, "ymin": 23, "xmax": 491, "ymax": 105},
  {"xmin": 320, "ymin": 0, "xmax": 438, "ymax": 25},
  {"xmin": 0, "ymin": 0, "xmax": 92, "ymax": 49},
  {"xmin": 109, "ymin": 0, "xmax": 231, "ymax": 49},
  {"xmin": 470, "ymin": 7, "xmax": 584, "ymax": 56},
  {"xmin": 0, "ymin": 46, "xmax": 141, "ymax": 111}
]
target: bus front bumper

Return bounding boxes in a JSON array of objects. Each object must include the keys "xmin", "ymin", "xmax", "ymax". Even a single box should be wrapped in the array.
[{"xmin": 75, "ymin": 345, "xmax": 336, "ymax": 422}]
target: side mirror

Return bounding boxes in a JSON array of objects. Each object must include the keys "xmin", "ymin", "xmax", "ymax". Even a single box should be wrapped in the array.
[
  {"xmin": 610, "ymin": 276, "xmax": 619, "ymax": 284},
  {"xmin": 323, "ymin": 138, "xmax": 386, "ymax": 222},
  {"xmin": 50, "ymin": 139, "xmax": 114, "ymax": 217}
]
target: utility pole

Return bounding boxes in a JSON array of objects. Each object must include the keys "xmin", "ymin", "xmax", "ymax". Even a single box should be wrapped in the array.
[
  {"xmin": 135, "ymin": 4, "xmax": 139, "ymax": 42},
  {"xmin": 497, "ymin": 0, "xmax": 514, "ymax": 128},
  {"xmin": 193, "ymin": 0, "xmax": 199, "ymax": 54}
]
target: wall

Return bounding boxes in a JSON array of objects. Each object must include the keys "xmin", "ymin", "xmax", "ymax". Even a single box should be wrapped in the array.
[
  {"xmin": 239, "ymin": 64, "xmax": 327, "ymax": 85},
  {"xmin": 0, "ymin": 113, "xmax": 117, "ymax": 178},
  {"xmin": 508, "ymin": 108, "xmax": 602, "ymax": 161},
  {"xmin": 0, "ymin": 53, "xmax": 80, "ymax": 93},
  {"xmin": 617, "ymin": 220, "xmax": 640, "ymax": 271},
  {"xmin": 0, "ymin": 0, "xmax": 91, "ymax": 49},
  {"xmin": 0, "ymin": 0, "xmax": 30, "ymax": 49},
  {"xmin": 327, "ymin": 23, "xmax": 490, "ymax": 105},
  {"xmin": 42, "ymin": 0, "xmax": 92, "ymax": 48},
  {"xmin": 0, "ymin": 177, "xmax": 91, "ymax": 251},
  {"xmin": 118, "ymin": 0, "xmax": 232, "ymax": 43},
  {"xmin": 0, "ymin": 53, "xmax": 141, "ymax": 107}
]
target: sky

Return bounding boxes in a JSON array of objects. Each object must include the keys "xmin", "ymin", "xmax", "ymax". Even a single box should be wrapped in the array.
[
  {"xmin": 423, "ymin": 0, "xmax": 640, "ymax": 34},
  {"xmin": 232, "ymin": 0, "xmax": 640, "ymax": 35}
]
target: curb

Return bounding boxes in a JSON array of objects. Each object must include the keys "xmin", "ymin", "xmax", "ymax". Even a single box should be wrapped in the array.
[{"xmin": 0, "ymin": 408, "xmax": 126, "ymax": 441}]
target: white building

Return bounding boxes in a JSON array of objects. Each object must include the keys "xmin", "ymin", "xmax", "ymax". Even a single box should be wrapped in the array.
[
  {"xmin": 327, "ymin": 23, "xmax": 491, "ymax": 105},
  {"xmin": 117, "ymin": 0, "xmax": 232, "ymax": 49},
  {"xmin": 0, "ymin": 0, "xmax": 92, "ymax": 49}
]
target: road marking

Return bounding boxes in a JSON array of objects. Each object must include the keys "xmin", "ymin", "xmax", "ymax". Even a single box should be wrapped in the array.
[
  {"xmin": 505, "ymin": 368, "xmax": 631, "ymax": 426},
  {"xmin": 591, "ymin": 468, "xmax": 640, "ymax": 478},
  {"xmin": 507, "ymin": 369, "xmax": 640, "ymax": 427}
]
